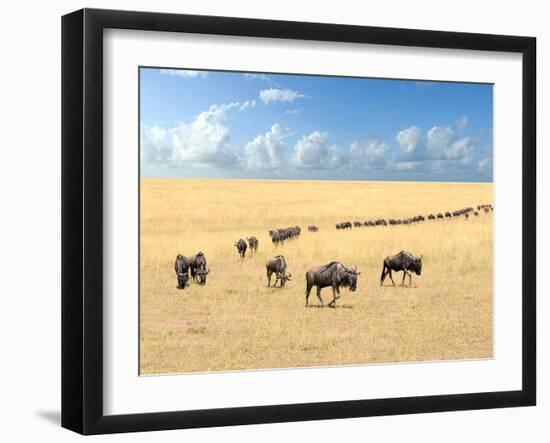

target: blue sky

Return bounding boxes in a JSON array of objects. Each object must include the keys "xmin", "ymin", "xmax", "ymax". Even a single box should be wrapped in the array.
[{"xmin": 140, "ymin": 68, "xmax": 493, "ymax": 182}]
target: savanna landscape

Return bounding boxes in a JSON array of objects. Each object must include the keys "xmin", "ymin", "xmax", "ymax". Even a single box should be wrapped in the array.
[{"xmin": 140, "ymin": 178, "xmax": 493, "ymax": 375}]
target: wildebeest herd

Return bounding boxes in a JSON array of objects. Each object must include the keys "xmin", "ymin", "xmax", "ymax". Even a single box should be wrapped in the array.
[
  {"xmin": 336, "ymin": 203, "xmax": 493, "ymax": 229},
  {"xmin": 269, "ymin": 226, "xmax": 302, "ymax": 246},
  {"xmin": 174, "ymin": 203, "xmax": 492, "ymax": 307},
  {"xmin": 174, "ymin": 252, "xmax": 210, "ymax": 289}
]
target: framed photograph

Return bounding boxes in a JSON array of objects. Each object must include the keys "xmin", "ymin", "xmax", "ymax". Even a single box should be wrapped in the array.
[{"xmin": 62, "ymin": 8, "xmax": 536, "ymax": 435}]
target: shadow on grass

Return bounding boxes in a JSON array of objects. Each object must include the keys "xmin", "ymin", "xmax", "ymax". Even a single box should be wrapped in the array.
[{"xmin": 307, "ymin": 304, "xmax": 354, "ymax": 309}]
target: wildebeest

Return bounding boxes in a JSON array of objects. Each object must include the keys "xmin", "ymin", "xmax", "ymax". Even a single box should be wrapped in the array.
[
  {"xmin": 247, "ymin": 236, "xmax": 259, "ymax": 256},
  {"xmin": 234, "ymin": 239, "xmax": 247, "ymax": 260},
  {"xmin": 445, "ymin": 211, "xmax": 452, "ymax": 219},
  {"xmin": 308, "ymin": 225, "xmax": 319, "ymax": 232},
  {"xmin": 305, "ymin": 262, "xmax": 360, "ymax": 308},
  {"xmin": 272, "ymin": 231, "xmax": 281, "ymax": 246},
  {"xmin": 380, "ymin": 250, "xmax": 422, "ymax": 287},
  {"xmin": 270, "ymin": 226, "xmax": 301, "ymax": 244},
  {"xmin": 428, "ymin": 214, "xmax": 435, "ymax": 220},
  {"xmin": 336, "ymin": 221, "xmax": 352, "ymax": 230},
  {"xmin": 189, "ymin": 251, "xmax": 209, "ymax": 285},
  {"xmin": 437, "ymin": 213, "xmax": 444, "ymax": 220},
  {"xmin": 266, "ymin": 255, "xmax": 292, "ymax": 287},
  {"xmin": 174, "ymin": 254, "xmax": 190, "ymax": 289}
]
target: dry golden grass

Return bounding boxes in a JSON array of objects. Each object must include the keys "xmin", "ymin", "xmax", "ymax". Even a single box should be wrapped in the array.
[{"xmin": 140, "ymin": 178, "xmax": 493, "ymax": 375}]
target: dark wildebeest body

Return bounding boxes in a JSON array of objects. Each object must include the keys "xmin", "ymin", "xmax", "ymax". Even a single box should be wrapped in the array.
[
  {"xmin": 308, "ymin": 225, "xmax": 319, "ymax": 232},
  {"xmin": 235, "ymin": 239, "xmax": 247, "ymax": 260},
  {"xmin": 247, "ymin": 236, "xmax": 259, "ymax": 256},
  {"xmin": 189, "ymin": 251, "xmax": 209, "ymax": 285},
  {"xmin": 380, "ymin": 250, "xmax": 422, "ymax": 287},
  {"xmin": 174, "ymin": 254, "xmax": 190, "ymax": 289},
  {"xmin": 305, "ymin": 262, "xmax": 360, "ymax": 308},
  {"xmin": 266, "ymin": 255, "xmax": 292, "ymax": 287}
]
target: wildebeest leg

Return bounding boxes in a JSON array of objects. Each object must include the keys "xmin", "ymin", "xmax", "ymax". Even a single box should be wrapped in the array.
[
  {"xmin": 380, "ymin": 264, "xmax": 387, "ymax": 286},
  {"xmin": 401, "ymin": 270, "xmax": 407, "ymax": 286},
  {"xmin": 328, "ymin": 286, "xmax": 338, "ymax": 308},
  {"xmin": 267, "ymin": 271, "xmax": 272, "ymax": 287},
  {"xmin": 388, "ymin": 269, "xmax": 395, "ymax": 286},
  {"xmin": 316, "ymin": 287, "xmax": 324, "ymax": 307},
  {"xmin": 408, "ymin": 272, "xmax": 413, "ymax": 287},
  {"xmin": 305, "ymin": 283, "xmax": 312, "ymax": 307}
]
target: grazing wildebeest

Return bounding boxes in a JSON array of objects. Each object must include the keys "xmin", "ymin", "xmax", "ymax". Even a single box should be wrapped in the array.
[
  {"xmin": 308, "ymin": 225, "xmax": 319, "ymax": 232},
  {"xmin": 265, "ymin": 255, "xmax": 292, "ymax": 287},
  {"xmin": 336, "ymin": 221, "xmax": 352, "ymax": 230},
  {"xmin": 247, "ymin": 236, "xmax": 259, "ymax": 256},
  {"xmin": 174, "ymin": 254, "xmax": 190, "ymax": 289},
  {"xmin": 474, "ymin": 211, "xmax": 479, "ymax": 216},
  {"xmin": 305, "ymin": 262, "xmax": 360, "ymax": 308},
  {"xmin": 445, "ymin": 211, "xmax": 452, "ymax": 219},
  {"xmin": 437, "ymin": 213, "xmax": 444, "ymax": 220},
  {"xmin": 235, "ymin": 239, "xmax": 247, "ymax": 260},
  {"xmin": 380, "ymin": 250, "xmax": 422, "ymax": 287},
  {"xmin": 272, "ymin": 231, "xmax": 282, "ymax": 246},
  {"xmin": 428, "ymin": 214, "xmax": 435, "ymax": 220},
  {"xmin": 189, "ymin": 251, "xmax": 209, "ymax": 285}
]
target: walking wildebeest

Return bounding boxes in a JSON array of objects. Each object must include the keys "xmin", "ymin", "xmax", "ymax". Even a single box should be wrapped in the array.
[
  {"xmin": 189, "ymin": 251, "xmax": 209, "ymax": 285},
  {"xmin": 235, "ymin": 239, "xmax": 247, "ymax": 260},
  {"xmin": 308, "ymin": 225, "xmax": 319, "ymax": 232},
  {"xmin": 247, "ymin": 236, "xmax": 259, "ymax": 256},
  {"xmin": 174, "ymin": 254, "xmax": 190, "ymax": 289},
  {"xmin": 305, "ymin": 262, "xmax": 360, "ymax": 308},
  {"xmin": 266, "ymin": 255, "xmax": 292, "ymax": 287},
  {"xmin": 380, "ymin": 250, "xmax": 422, "ymax": 287}
]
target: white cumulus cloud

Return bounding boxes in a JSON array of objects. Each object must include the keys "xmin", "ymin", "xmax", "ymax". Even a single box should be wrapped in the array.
[
  {"xmin": 292, "ymin": 131, "xmax": 343, "ymax": 169},
  {"xmin": 169, "ymin": 103, "xmax": 239, "ymax": 167},
  {"xmin": 244, "ymin": 124, "xmax": 291, "ymax": 170},
  {"xmin": 395, "ymin": 126, "xmax": 422, "ymax": 161},
  {"xmin": 159, "ymin": 69, "xmax": 208, "ymax": 78},
  {"xmin": 239, "ymin": 100, "xmax": 256, "ymax": 110},
  {"xmin": 349, "ymin": 137, "xmax": 390, "ymax": 169},
  {"xmin": 259, "ymin": 88, "xmax": 305, "ymax": 104}
]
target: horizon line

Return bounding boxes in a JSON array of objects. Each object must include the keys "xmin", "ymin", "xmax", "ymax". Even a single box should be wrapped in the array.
[{"xmin": 140, "ymin": 176, "xmax": 493, "ymax": 184}]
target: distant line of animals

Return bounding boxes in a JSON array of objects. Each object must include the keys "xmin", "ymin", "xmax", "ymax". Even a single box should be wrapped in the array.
[
  {"xmin": 336, "ymin": 203, "xmax": 493, "ymax": 229},
  {"xmin": 269, "ymin": 226, "xmax": 301, "ymax": 246},
  {"xmin": 173, "ymin": 202, "xmax": 491, "ymax": 306}
]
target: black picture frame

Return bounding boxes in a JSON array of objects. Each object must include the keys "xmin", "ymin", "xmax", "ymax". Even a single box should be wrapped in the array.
[{"xmin": 62, "ymin": 8, "xmax": 536, "ymax": 435}]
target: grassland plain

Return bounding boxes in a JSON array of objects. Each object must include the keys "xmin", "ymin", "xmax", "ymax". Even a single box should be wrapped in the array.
[{"xmin": 140, "ymin": 179, "xmax": 493, "ymax": 375}]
